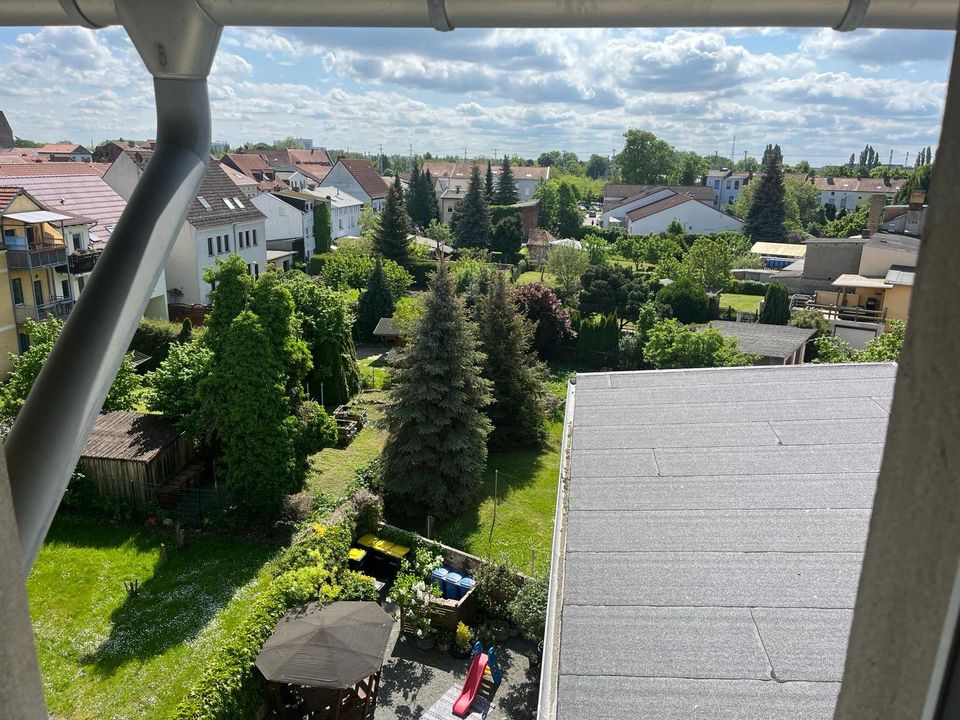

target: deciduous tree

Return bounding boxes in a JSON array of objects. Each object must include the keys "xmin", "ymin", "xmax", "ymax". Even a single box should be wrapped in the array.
[
  {"xmin": 643, "ymin": 318, "xmax": 752, "ymax": 369},
  {"xmin": 683, "ymin": 237, "xmax": 733, "ymax": 291},
  {"xmin": 513, "ymin": 282, "xmax": 575, "ymax": 358},
  {"xmin": 555, "ymin": 182, "xmax": 583, "ymax": 238},
  {"xmin": 617, "ymin": 129, "xmax": 676, "ymax": 184},
  {"xmin": 656, "ymin": 277, "xmax": 711, "ymax": 324},
  {"xmin": 545, "ymin": 244, "xmax": 589, "ymax": 297}
]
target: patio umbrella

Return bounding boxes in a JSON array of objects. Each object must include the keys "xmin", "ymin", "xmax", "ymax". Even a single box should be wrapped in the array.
[{"xmin": 256, "ymin": 601, "xmax": 394, "ymax": 689}]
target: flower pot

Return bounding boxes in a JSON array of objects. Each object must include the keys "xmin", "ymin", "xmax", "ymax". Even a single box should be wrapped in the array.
[{"xmin": 416, "ymin": 637, "xmax": 435, "ymax": 650}]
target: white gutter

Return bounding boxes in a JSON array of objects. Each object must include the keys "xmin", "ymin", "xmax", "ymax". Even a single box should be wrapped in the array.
[
  {"xmin": 2, "ymin": 0, "xmax": 958, "ymax": 30},
  {"xmin": 536, "ymin": 375, "xmax": 576, "ymax": 720}
]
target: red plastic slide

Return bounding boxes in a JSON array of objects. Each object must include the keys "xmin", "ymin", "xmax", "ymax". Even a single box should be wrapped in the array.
[{"xmin": 453, "ymin": 652, "xmax": 489, "ymax": 717}]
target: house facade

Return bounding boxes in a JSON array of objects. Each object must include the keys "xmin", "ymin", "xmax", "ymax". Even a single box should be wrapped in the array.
[
  {"xmin": 165, "ymin": 161, "xmax": 267, "ymax": 306},
  {"xmin": 322, "ymin": 158, "xmax": 389, "ymax": 211},
  {"xmin": 306, "ymin": 186, "xmax": 364, "ymax": 240},
  {"xmin": 251, "ymin": 191, "xmax": 315, "ymax": 261},
  {"xmin": 705, "ymin": 169, "xmax": 753, "ymax": 208},
  {"xmin": 37, "ymin": 143, "xmax": 93, "ymax": 163},
  {"xmin": 626, "ymin": 195, "xmax": 743, "ymax": 235},
  {"xmin": 422, "ymin": 161, "xmax": 550, "ymax": 201},
  {"xmin": 812, "ymin": 177, "xmax": 905, "ymax": 211}
]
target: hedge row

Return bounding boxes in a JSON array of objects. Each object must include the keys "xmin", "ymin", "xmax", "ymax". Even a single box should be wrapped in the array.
[
  {"xmin": 173, "ymin": 489, "xmax": 383, "ymax": 720},
  {"xmin": 727, "ymin": 279, "xmax": 769, "ymax": 296}
]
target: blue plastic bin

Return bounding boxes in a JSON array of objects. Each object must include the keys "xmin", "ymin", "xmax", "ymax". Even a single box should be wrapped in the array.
[
  {"xmin": 444, "ymin": 572, "xmax": 463, "ymax": 600},
  {"xmin": 458, "ymin": 576, "xmax": 475, "ymax": 598},
  {"xmin": 431, "ymin": 567, "xmax": 449, "ymax": 594}
]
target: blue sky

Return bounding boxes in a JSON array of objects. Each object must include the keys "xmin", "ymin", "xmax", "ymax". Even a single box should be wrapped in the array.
[{"xmin": 0, "ymin": 25, "xmax": 953, "ymax": 165}]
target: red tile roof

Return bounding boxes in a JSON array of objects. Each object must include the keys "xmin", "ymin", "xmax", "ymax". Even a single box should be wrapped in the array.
[
  {"xmin": 0, "ymin": 155, "xmax": 28, "ymax": 165},
  {"xmin": 39, "ymin": 143, "xmax": 90, "ymax": 155},
  {"xmin": 0, "ymin": 174, "xmax": 126, "ymax": 249},
  {"xmin": 338, "ymin": 158, "xmax": 390, "ymax": 200},
  {"xmin": 0, "ymin": 186, "xmax": 21, "ymax": 212},
  {"xmin": 422, "ymin": 161, "xmax": 550, "ymax": 182},
  {"xmin": 220, "ymin": 162, "xmax": 258, "ymax": 188},
  {"xmin": 287, "ymin": 148, "xmax": 332, "ymax": 166},
  {"xmin": 0, "ymin": 162, "xmax": 108, "ymax": 177},
  {"xmin": 223, "ymin": 152, "xmax": 272, "ymax": 178}
]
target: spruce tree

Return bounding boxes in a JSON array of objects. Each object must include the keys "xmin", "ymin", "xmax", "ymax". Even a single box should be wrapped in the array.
[
  {"xmin": 484, "ymin": 160, "xmax": 495, "ymax": 203},
  {"xmin": 477, "ymin": 271, "xmax": 547, "ymax": 449},
  {"xmin": 743, "ymin": 144, "xmax": 787, "ymax": 242},
  {"xmin": 356, "ymin": 258, "xmax": 397, "ymax": 338},
  {"xmin": 407, "ymin": 162, "xmax": 426, "ymax": 228},
  {"xmin": 494, "ymin": 155, "xmax": 519, "ymax": 205},
  {"xmin": 374, "ymin": 175, "xmax": 412, "ymax": 265},
  {"xmin": 451, "ymin": 164, "xmax": 492, "ymax": 249},
  {"xmin": 423, "ymin": 169, "xmax": 441, "ymax": 223},
  {"xmin": 381, "ymin": 262, "xmax": 492, "ymax": 523},
  {"xmin": 758, "ymin": 282, "xmax": 791, "ymax": 325}
]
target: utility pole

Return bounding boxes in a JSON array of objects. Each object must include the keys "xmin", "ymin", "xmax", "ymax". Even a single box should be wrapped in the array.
[
  {"xmin": 888, "ymin": 148, "xmax": 894, "ymax": 168},
  {"xmin": 493, "ymin": 147, "xmax": 498, "ymax": 161},
  {"xmin": 378, "ymin": 143, "xmax": 383, "ymax": 174},
  {"xmin": 730, "ymin": 134, "xmax": 736, "ymax": 165},
  {"xmin": 905, "ymin": 151, "xmax": 911, "ymax": 167},
  {"xmin": 463, "ymin": 146, "xmax": 467, "ymax": 163}
]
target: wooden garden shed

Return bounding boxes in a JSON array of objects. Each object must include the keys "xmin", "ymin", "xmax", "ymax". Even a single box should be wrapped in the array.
[{"xmin": 78, "ymin": 411, "xmax": 195, "ymax": 508}]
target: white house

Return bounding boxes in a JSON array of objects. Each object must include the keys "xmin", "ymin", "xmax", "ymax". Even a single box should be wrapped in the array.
[
  {"xmin": 811, "ymin": 176, "xmax": 905, "ymax": 211},
  {"xmin": 306, "ymin": 186, "xmax": 364, "ymax": 240},
  {"xmin": 37, "ymin": 143, "xmax": 92, "ymax": 163},
  {"xmin": 322, "ymin": 158, "xmax": 389, "ymax": 211},
  {"xmin": 251, "ymin": 191, "xmax": 315, "ymax": 261},
  {"xmin": 164, "ymin": 160, "xmax": 267, "ymax": 305},
  {"xmin": 705, "ymin": 169, "xmax": 753, "ymax": 208},
  {"xmin": 625, "ymin": 194, "xmax": 743, "ymax": 235},
  {"xmin": 422, "ymin": 161, "xmax": 550, "ymax": 201},
  {"xmin": 602, "ymin": 186, "xmax": 678, "ymax": 229}
]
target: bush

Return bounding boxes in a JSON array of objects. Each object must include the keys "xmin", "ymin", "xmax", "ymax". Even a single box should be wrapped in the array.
[
  {"xmin": 758, "ymin": 283, "xmax": 791, "ymax": 325},
  {"xmin": 408, "ymin": 258, "xmax": 438, "ymax": 289},
  {"xmin": 508, "ymin": 576, "xmax": 549, "ymax": 643},
  {"xmin": 308, "ymin": 252, "xmax": 413, "ymax": 301},
  {"xmin": 728, "ymin": 279, "xmax": 769, "ymax": 296},
  {"xmin": 339, "ymin": 570, "xmax": 379, "ymax": 601},
  {"xmin": 657, "ymin": 278, "xmax": 711, "ymax": 324},
  {"xmin": 129, "ymin": 318, "xmax": 184, "ymax": 371},
  {"xmin": 474, "ymin": 558, "xmax": 522, "ymax": 621},
  {"xmin": 577, "ymin": 314, "xmax": 620, "ymax": 354}
]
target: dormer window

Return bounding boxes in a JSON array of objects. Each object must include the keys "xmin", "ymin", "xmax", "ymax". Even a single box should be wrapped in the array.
[{"xmin": 197, "ymin": 195, "xmax": 212, "ymax": 210}]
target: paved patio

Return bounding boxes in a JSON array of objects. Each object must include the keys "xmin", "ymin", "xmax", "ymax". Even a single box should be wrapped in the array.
[{"xmin": 375, "ymin": 620, "xmax": 541, "ymax": 720}]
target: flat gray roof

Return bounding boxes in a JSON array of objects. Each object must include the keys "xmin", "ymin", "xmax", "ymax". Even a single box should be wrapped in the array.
[
  {"xmin": 707, "ymin": 320, "xmax": 816, "ymax": 359},
  {"xmin": 545, "ymin": 363, "xmax": 896, "ymax": 720}
]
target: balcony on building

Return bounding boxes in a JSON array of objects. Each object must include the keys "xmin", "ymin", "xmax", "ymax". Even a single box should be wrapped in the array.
[
  {"xmin": 2, "ymin": 210, "xmax": 71, "ymax": 269},
  {"xmin": 13, "ymin": 296, "xmax": 75, "ymax": 325}
]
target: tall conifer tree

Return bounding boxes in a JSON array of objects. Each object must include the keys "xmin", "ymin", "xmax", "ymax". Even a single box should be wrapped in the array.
[
  {"xmin": 381, "ymin": 263, "xmax": 492, "ymax": 522},
  {"xmin": 356, "ymin": 258, "xmax": 397, "ymax": 338},
  {"xmin": 451, "ymin": 164, "xmax": 492, "ymax": 248},
  {"xmin": 477, "ymin": 270, "xmax": 547, "ymax": 449},
  {"xmin": 374, "ymin": 175, "xmax": 412, "ymax": 264},
  {"xmin": 423, "ymin": 169, "xmax": 441, "ymax": 223},
  {"xmin": 484, "ymin": 160, "xmax": 495, "ymax": 203},
  {"xmin": 494, "ymin": 155, "xmax": 519, "ymax": 205},
  {"xmin": 743, "ymin": 144, "xmax": 787, "ymax": 242}
]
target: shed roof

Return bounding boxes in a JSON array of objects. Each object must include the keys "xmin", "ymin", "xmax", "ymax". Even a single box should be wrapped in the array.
[
  {"xmin": 373, "ymin": 317, "xmax": 400, "ymax": 338},
  {"xmin": 832, "ymin": 274, "xmax": 893, "ymax": 289},
  {"xmin": 81, "ymin": 412, "xmax": 184, "ymax": 463},
  {"xmin": 885, "ymin": 265, "xmax": 916, "ymax": 286},
  {"xmin": 750, "ymin": 241, "xmax": 806, "ymax": 258},
  {"xmin": 546, "ymin": 362, "xmax": 896, "ymax": 720},
  {"xmin": 707, "ymin": 320, "xmax": 816, "ymax": 359}
]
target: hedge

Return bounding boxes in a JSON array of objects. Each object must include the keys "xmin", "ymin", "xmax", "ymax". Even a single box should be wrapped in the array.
[
  {"xmin": 172, "ymin": 489, "xmax": 384, "ymax": 720},
  {"xmin": 128, "ymin": 318, "xmax": 196, "ymax": 372},
  {"xmin": 727, "ymin": 279, "xmax": 769, "ymax": 296},
  {"xmin": 308, "ymin": 252, "xmax": 413, "ymax": 301}
]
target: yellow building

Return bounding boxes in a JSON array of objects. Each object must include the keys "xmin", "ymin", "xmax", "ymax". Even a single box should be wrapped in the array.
[{"xmin": 0, "ymin": 187, "xmax": 92, "ymax": 375}]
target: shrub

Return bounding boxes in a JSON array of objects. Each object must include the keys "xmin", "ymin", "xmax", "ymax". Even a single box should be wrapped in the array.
[
  {"xmin": 728, "ymin": 279, "xmax": 769, "ymax": 296},
  {"xmin": 643, "ymin": 318, "xmax": 753, "ymax": 369},
  {"xmin": 657, "ymin": 278, "xmax": 711, "ymax": 324},
  {"xmin": 339, "ymin": 570, "xmax": 379, "ymax": 601},
  {"xmin": 758, "ymin": 283, "xmax": 791, "ymax": 325},
  {"xmin": 308, "ymin": 252, "xmax": 413, "ymax": 301},
  {"xmin": 577, "ymin": 314, "xmax": 620, "ymax": 354},
  {"xmin": 513, "ymin": 282, "xmax": 576, "ymax": 359},
  {"xmin": 455, "ymin": 621, "xmax": 473, "ymax": 650},
  {"xmin": 508, "ymin": 576, "xmax": 549, "ymax": 644},
  {"xmin": 474, "ymin": 558, "xmax": 522, "ymax": 621},
  {"xmin": 130, "ymin": 317, "xmax": 184, "ymax": 371}
]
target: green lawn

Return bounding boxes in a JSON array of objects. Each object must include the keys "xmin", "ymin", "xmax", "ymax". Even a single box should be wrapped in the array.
[
  {"xmin": 28, "ymin": 518, "xmax": 278, "ymax": 720},
  {"xmin": 307, "ymin": 390, "xmax": 388, "ymax": 497},
  {"xmin": 719, "ymin": 293, "xmax": 763, "ymax": 312},
  {"xmin": 431, "ymin": 421, "xmax": 563, "ymax": 574},
  {"xmin": 516, "ymin": 270, "xmax": 557, "ymax": 287}
]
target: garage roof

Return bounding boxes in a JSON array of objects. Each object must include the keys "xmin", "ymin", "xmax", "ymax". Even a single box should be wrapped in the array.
[{"xmin": 544, "ymin": 363, "xmax": 896, "ymax": 720}]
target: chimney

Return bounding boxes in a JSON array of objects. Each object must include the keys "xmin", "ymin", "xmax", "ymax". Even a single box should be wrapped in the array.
[{"xmin": 867, "ymin": 193, "xmax": 884, "ymax": 236}]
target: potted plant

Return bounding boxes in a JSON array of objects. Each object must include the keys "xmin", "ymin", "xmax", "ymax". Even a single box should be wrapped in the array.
[
  {"xmin": 415, "ymin": 617, "xmax": 434, "ymax": 650},
  {"xmin": 436, "ymin": 628, "xmax": 454, "ymax": 653},
  {"xmin": 451, "ymin": 622, "xmax": 473, "ymax": 659}
]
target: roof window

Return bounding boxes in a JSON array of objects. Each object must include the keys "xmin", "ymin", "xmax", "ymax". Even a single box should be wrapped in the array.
[
  {"xmin": 223, "ymin": 198, "xmax": 236, "ymax": 210},
  {"xmin": 197, "ymin": 195, "xmax": 212, "ymax": 210},
  {"xmin": 232, "ymin": 196, "xmax": 245, "ymax": 208}
]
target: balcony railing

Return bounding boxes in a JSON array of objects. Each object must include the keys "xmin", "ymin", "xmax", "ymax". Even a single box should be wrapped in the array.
[
  {"xmin": 68, "ymin": 250, "xmax": 101, "ymax": 275},
  {"xmin": 800, "ymin": 302, "xmax": 888, "ymax": 324},
  {"xmin": 6, "ymin": 242, "xmax": 68, "ymax": 270},
  {"xmin": 14, "ymin": 297, "xmax": 75, "ymax": 325}
]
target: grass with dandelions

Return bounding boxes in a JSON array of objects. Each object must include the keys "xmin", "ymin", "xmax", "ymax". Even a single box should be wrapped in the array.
[{"xmin": 27, "ymin": 517, "xmax": 278, "ymax": 720}]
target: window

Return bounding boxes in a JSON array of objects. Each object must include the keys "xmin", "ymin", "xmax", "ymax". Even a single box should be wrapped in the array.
[
  {"xmin": 253, "ymin": 262, "xmax": 260, "ymax": 279},
  {"xmin": 714, "ymin": 179, "xmax": 720, "ymax": 188},
  {"xmin": 77, "ymin": 276, "xmax": 85, "ymax": 293},
  {"xmin": 253, "ymin": 229, "xmax": 258, "ymax": 246},
  {"xmin": 734, "ymin": 181, "xmax": 740, "ymax": 189},
  {"xmin": 72, "ymin": 233, "xmax": 82, "ymax": 251},
  {"xmin": 197, "ymin": 195, "xmax": 212, "ymax": 210},
  {"xmin": 224, "ymin": 235, "xmax": 230, "ymax": 252},
  {"xmin": 17, "ymin": 332, "xmax": 29, "ymax": 354},
  {"xmin": 447, "ymin": 206, "xmax": 453, "ymax": 213},
  {"xmin": 339, "ymin": 218, "xmax": 343, "ymax": 230},
  {"xmin": 232, "ymin": 196, "xmax": 245, "ymax": 208},
  {"xmin": 726, "ymin": 180, "xmax": 732, "ymax": 189},
  {"xmin": 11, "ymin": 278, "xmax": 23, "ymax": 305},
  {"xmin": 223, "ymin": 197, "xmax": 235, "ymax": 210},
  {"xmin": 61, "ymin": 279, "xmax": 69, "ymax": 298},
  {"xmin": 207, "ymin": 237, "xmax": 213, "ymax": 255},
  {"xmin": 216, "ymin": 236, "xmax": 222, "ymax": 253}
]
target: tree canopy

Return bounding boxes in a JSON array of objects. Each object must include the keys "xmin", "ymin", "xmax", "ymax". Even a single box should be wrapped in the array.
[
  {"xmin": 374, "ymin": 176, "xmax": 412, "ymax": 265},
  {"xmin": 494, "ymin": 156, "xmax": 519, "ymax": 205},
  {"xmin": 643, "ymin": 319, "xmax": 752, "ymax": 369},
  {"xmin": 513, "ymin": 282, "xmax": 575, "ymax": 358},
  {"xmin": 452, "ymin": 164, "xmax": 493, "ymax": 249},
  {"xmin": 742, "ymin": 144, "xmax": 788, "ymax": 241},
  {"xmin": 617, "ymin": 129, "xmax": 676, "ymax": 184},
  {"xmin": 758, "ymin": 283, "xmax": 790, "ymax": 325}
]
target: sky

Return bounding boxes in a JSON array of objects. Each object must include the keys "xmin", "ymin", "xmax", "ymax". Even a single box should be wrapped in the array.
[{"xmin": 0, "ymin": 24, "xmax": 953, "ymax": 166}]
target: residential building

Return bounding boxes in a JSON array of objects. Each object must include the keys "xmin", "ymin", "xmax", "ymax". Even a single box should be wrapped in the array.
[
  {"xmin": 0, "ymin": 172, "xmax": 166, "ymax": 317},
  {"xmin": 0, "ymin": 111, "xmax": 13, "ymax": 149},
  {"xmin": 305, "ymin": 186, "xmax": 364, "ymax": 240},
  {"xmin": 705, "ymin": 320, "xmax": 816, "ymax": 365},
  {"xmin": 37, "ymin": 143, "xmax": 93, "ymax": 163},
  {"xmin": 422, "ymin": 161, "xmax": 549, "ymax": 201},
  {"xmin": 165, "ymin": 160, "xmax": 267, "ymax": 305},
  {"xmin": 251, "ymin": 190, "xmax": 315, "ymax": 262},
  {"xmin": 541, "ymin": 362, "xmax": 893, "ymax": 720},
  {"xmin": 92, "ymin": 140, "xmax": 150, "ymax": 164},
  {"xmin": 322, "ymin": 158, "xmax": 389, "ymax": 211},
  {"xmin": 287, "ymin": 147, "xmax": 332, "ymax": 170},
  {"xmin": 219, "ymin": 162, "xmax": 259, "ymax": 198},
  {"xmin": 812, "ymin": 176, "xmax": 905, "ymax": 211},
  {"xmin": 625, "ymin": 194, "xmax": 743, "ymax": 235},
  {"xmin": 705, "ymin": 168, "xmax": 753, "ymax": 207},
  {"xmin": 438, "ymin": 185, "xmax": 467, "ymax": 225},
  {"xmin": 602, "ymin": 183, "xmax": 712, "ymax": 211},
  {"xmin": 221, "ymin": 152, "xmax": 277, "ymax": 183}
]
